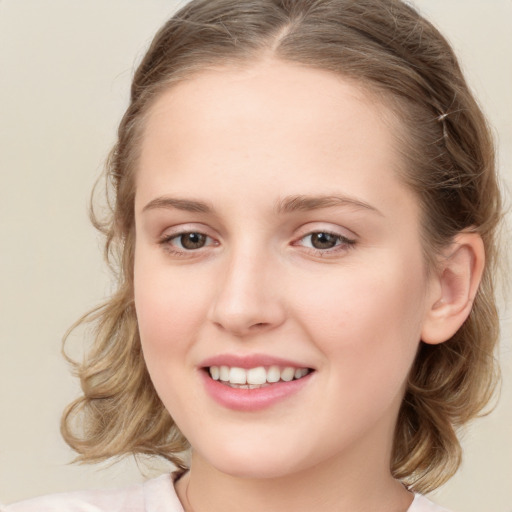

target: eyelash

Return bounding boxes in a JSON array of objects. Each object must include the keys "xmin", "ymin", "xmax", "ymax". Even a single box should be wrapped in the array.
[
  {"xmin": 158, "ymin": 230, "xmax": 356, "ymax": 257},
  {"xmin": 158, "ymin": 232, "xmax": 217, "ymax": 257},
  {"xmin": 296, "ymin": 231, "xmax": 356, "ymax": 256}
]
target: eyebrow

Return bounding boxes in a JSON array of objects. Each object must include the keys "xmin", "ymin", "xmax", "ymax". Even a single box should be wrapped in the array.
[
  {"xmin": 142, "ymin": 196, "xmax": 213, "ymax": 213},
  {"xmin": 275, "ymin": 194, "xmax": 383, "ymax": 216},
  {"xmin": 142, "ymin": 194, "xmax": 382, "ymax": 216}
]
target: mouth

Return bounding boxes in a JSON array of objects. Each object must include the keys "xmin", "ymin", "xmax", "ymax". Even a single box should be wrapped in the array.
[
  {"xmin": 205, "ymin": 365, "xmax": 314, "ymax": 389},
  {"xmin": 200, "ymin": 358, "xmax": 315, "ymax": 411}
]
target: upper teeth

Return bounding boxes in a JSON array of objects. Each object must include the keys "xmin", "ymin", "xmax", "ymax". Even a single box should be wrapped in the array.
[{"xmin": 209, "ymin": 365, "xmax": 309, "ymax": 385}]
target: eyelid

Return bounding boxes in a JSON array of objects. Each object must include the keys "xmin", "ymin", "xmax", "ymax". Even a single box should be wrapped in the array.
[
  {"xmin": 292, "ymin": 225, "xmax": 357, "ymax": 255},
  {"xmin": 161, "ymin": 232, "xmax": 216, "ymax": 247},
  {"xmin": 294, "ymin": 222, "xmax": 357, "ymax": 241},
  {"xmin": 158, "ymin": 223, "xmax": 216, "ymax": 240},
  {"xmin": 157, "ymin": 224, "xmax": 220, "ymax": 255},
  {"xmin": 295, "ymin": 231, "xmax": 355, "ymax": 247}
]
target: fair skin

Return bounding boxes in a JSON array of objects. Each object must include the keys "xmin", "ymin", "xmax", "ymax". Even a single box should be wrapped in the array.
[{"xmin": 133, "ymin": 59, "xmax": 484, "ymax": 512}]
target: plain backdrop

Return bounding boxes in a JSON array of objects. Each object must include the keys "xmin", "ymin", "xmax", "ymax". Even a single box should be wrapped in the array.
[{"xmin": 0, "ymin": 1, "xmax": 511, "ymax": 510}]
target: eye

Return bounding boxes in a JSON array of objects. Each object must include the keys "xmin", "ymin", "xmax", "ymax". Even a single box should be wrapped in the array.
[
  {"xmin": 161, "ymin": 232, "xmax": 214, "ymax": 251},
  {"xmin": 304, "ymin": 232, "xmax": 340, "ymax": 249},
  {"xmin": 297, "ymin": 231, "xmax": 355, "ymax": 252}
]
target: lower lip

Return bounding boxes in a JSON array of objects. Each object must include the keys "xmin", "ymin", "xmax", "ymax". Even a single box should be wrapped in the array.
[{"xmin": 201, "ymin": 371, "xmax": 314, "ymax": 412}]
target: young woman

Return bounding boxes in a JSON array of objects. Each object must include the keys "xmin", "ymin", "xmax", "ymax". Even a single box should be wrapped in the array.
[{"xmin": 5, "ymin": 0, "xmax": 503, "ymax": 511}]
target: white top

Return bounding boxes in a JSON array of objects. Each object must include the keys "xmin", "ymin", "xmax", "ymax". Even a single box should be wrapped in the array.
[{"xmin": 2, "ymin": 474, "xmax": 452, "ymax": 511}]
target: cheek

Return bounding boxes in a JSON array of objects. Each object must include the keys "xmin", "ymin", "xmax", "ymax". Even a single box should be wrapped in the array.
[
  {"xmin": 133, "ymin": 254, "xmax": 209, "ymax": 364},
  {"xmin": 133, "ymin": 258, "xmax": 210, "ymax": 419},
  {"xmin": 294, "ymin": 257, "xmax": 427, "ymax": 380},
  {"xmin": 298, "ymin": 264, "xmax": 424, "ymax": 335},
  {"xmin": 298, "ymin": 268, "xmax": 426, "ymax": 438}
]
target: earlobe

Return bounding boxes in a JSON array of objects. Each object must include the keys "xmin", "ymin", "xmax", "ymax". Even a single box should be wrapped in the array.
[{"xmin": 421, "ymin": 232, "xmax": 485, "ymax": 345}]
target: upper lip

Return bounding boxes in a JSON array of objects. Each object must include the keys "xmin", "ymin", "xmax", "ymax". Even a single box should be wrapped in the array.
[{"xmin": 200, "ymin": 353, "xmax": 313, "ymax": 370}]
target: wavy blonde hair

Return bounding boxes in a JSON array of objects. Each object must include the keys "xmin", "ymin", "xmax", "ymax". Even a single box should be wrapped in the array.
[{"xmin": 62, "ymin": 0, "xmax": 503, "ymax": 492}]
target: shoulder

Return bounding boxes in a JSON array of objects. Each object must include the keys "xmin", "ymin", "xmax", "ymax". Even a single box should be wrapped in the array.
[
  {"xmin": 408, "ymin": 494, "xmax": 454, "ymax": 512},
  {"xmin": 3, "ymin": 483, "xmax": 144, "ymax": 512},
  {"xmin": 3, "ymin": 473, "xmax": 183, "ymax": 512}
]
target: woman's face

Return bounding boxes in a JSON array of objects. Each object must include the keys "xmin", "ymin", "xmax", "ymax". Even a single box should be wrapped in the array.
[{"xmin": 134, "ymin": 59, "xmax": 437, "ymax": 478}]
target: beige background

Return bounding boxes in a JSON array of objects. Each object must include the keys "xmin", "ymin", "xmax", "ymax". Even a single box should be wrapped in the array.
[{"xmin": 0, "ymin": 0, "xmax": 511, "ymax": 510}]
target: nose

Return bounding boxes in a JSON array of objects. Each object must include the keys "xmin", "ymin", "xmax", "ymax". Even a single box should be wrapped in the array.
[{"xmin": 207, "ymin": 245, "xmax": 286, "ymax": 337}]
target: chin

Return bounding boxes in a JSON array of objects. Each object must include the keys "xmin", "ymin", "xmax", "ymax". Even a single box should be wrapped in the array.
[{"xmin": 198, "ymin": 443, "xmax": 313, "ymax": 480}]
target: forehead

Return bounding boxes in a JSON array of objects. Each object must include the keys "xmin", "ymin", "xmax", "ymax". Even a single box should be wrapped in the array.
[
  {"xmin": 136, "ymin": 59, "xmax": 413, "ymax": 217},
  {"xmin": 141, "ymin": 59, "xmax": 397, "ymax": 152}
]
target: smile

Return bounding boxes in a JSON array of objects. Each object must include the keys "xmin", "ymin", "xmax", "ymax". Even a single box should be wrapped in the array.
[
  {"xmin": 208, "ymin": 365, "xmax": 311, "ymax": 388},
  {"xmin": 201, "ymin": 359, "xmax": 315, "ymax": 411}
]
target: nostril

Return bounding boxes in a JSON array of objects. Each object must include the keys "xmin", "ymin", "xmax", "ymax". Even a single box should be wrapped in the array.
[{"xmin": 251, "ymin": 322, "xmax": 268, "ymax": 330}]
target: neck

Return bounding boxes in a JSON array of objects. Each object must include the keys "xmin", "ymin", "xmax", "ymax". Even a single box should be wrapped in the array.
[{"xmin": 176, "ymin": 436, "xmax": 414, "ymax": 512}]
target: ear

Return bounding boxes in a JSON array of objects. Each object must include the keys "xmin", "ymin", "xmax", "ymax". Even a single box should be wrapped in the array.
[{"xmin": 421, "ymin": 232, "xmax": 485, "ymax": 345}]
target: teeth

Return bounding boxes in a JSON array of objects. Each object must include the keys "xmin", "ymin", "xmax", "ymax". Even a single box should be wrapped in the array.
[
  {"xmin": 219, "ymin": 365, "xmax": 230, "ymax": 381},
  {"xmin": 247, "ymin": 367, "xmax": 267, "ymax": 385},
  {"xmin": 267, "ymin": 365, "xmax": 281, "ymax": 383},
  {"xmin": 209, "ymin": 365, "xmax": 310, "ymax": 386},
  {"xmin": 229, "ymin": 367, "xmax": 246, "ymax": 384},
  {"xmin": 281, "ymin": 367, "xmax": 295, "ymax": 382}
]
